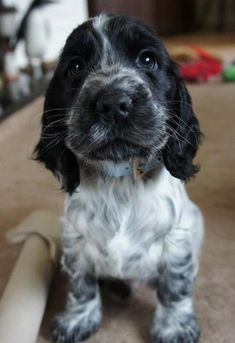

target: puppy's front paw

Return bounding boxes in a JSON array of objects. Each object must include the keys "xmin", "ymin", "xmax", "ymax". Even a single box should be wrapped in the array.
[
  {"xmin": 152, "ymin": 330, "xmax": 200, "ymax": 343},
  {"xmin": 51, "ymin": 309, "xmax": 101, "ymax": 343},
  {"xmin": 151, "ymin": 314, "xmax": 200, "ymax": 343}
]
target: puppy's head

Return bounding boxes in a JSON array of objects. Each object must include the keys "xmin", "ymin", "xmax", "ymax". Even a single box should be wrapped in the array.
[{"xmin": 35, "ymin": 14, "xmax": 201, "ymax": 194}]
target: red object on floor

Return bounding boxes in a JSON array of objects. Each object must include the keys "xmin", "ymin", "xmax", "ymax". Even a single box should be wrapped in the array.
[{"xmin": 179, "ymin": 46, "xmax": 222, "ymax": 82}]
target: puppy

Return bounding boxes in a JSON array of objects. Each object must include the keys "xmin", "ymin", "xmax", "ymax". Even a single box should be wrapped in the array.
[{"xmin": 35, "ymin": 14, "xmax": 204, "ymax": 343}]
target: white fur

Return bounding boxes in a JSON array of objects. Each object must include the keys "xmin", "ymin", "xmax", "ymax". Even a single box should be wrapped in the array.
[{"xmin": 62, "ymin": 165, "xmax": 203, "ymax": 281}]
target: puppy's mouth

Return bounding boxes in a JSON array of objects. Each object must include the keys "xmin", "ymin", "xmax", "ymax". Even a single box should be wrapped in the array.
[{"xmin": 84, "ymin": 138, "xmax": 150, "ymax": 162}]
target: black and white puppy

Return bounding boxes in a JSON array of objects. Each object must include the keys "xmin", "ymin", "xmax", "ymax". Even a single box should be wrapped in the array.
[{"xmin": 35, "ymin": 14, "xmax": 204, "ymax": 343}]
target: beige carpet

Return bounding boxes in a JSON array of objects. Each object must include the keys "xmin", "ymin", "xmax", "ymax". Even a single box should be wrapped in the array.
[{"xmin": 0, "ymin": 83, "xmax": 235, "ymax": 342}]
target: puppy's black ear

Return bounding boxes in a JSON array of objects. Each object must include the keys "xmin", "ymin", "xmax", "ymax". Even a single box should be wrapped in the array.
[
  {"xmin": 162, "ymin": 62, "xmax": 202, "ymax": 181},
  {"xmin": 34, "ymin": 72, "xmax": 80, "ymax": 194}
]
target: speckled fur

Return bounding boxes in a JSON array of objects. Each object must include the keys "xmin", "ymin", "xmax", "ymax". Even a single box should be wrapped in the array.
[
  {"xmin": 52, "ymin": 164, "xmax": 203, "ymax": 343},
  {"xmin": 34, "ymin": 14, "xmax": 203, "ymax": 343}
]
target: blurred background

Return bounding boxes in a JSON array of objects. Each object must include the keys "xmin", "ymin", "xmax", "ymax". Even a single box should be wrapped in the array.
[
  {"xmin": 0, "ymin": 1, "xmax": 235, "ymax": 343},
  {"xmin": 0, "ymin": 0, "xmax": 235, "ymax": 117}
]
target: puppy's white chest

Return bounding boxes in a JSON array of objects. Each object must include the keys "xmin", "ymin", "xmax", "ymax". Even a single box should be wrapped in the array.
[
  {"xmin": 103, "ymin": 229, "xmax": 164, "ymax": 279},
  {"xmin": 64, "ymin": 175, "xmax": 176, "ymax": 279}
]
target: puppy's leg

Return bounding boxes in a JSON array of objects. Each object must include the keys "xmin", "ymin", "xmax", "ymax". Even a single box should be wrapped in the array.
[
  {"xmin": 151, "ymin": 232, "xmax": 200, "ymax": 343},
  {"xmin": 51, "ymin": 274, "xmax": 102, "ymax": 343}
]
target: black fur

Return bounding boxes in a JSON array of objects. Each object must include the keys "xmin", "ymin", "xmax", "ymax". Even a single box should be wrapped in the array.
[
  {"xmin": 34, "ymin": 14, "xmax": 201, "ymax": 194},
  {"xmin": 162, "ymin": 62, "xmax": 201, "ymax": 181},
  {"xmin": 34, "ymin": 74, "xmax": 80, "ymax": 194}
]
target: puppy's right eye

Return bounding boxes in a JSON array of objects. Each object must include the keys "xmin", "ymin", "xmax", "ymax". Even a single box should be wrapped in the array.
[
  {"xmin": 137, "ymin": 50, "xmax": 157, "ymax": 70},
  {"xmin": 68, "ymin": 58, "xmax": 84, "ymax": 77}
]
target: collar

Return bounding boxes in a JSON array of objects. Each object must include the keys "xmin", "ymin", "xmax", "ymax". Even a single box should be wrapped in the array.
[{"xmin": 101, "ymin": 158, "xmax": 162, "ymax": 179}]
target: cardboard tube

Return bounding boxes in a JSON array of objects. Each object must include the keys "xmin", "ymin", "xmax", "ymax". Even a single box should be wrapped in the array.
[{"xmin": 0, "ymin": 211, "xmax": 61, "ymax": 343}]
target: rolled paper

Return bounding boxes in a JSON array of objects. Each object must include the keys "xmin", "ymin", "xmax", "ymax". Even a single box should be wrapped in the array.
[{"xmin": 0, "ymin": 211, "xmax": 62, "ymax": 343}]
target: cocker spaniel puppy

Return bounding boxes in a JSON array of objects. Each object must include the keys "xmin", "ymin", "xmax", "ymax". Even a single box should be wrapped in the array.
[{"xmin": 35, "ymin": 14, "xmax": 203, "ymax": 343}]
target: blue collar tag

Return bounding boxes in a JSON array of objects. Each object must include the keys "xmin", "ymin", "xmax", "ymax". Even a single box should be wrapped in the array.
[
  {"xmin": 105, "ymin": 162, "xmax": 133, "ymax": 177},
  {"xmin": 102, "ymin": 159, "xmax": 162, "ymax": 178}
]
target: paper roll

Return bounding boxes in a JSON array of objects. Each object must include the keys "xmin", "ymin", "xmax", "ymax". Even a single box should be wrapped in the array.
[{"xmin": 0, "ymin": 211, "xmax": 62, "ymax": 343}]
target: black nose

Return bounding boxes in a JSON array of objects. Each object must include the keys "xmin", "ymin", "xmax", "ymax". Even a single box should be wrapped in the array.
[{"xmin": 97, "ymin": 93, "xmax": 132, "ymax": 122}]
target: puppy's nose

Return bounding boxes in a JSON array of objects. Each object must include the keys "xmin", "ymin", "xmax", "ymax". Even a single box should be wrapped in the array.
[{"xmin": 97, "ymin": 93, "xmax": 132, "ymax": 122}]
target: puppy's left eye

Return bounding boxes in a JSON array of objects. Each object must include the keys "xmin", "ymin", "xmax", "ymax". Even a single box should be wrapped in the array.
[{"xmin": 137, "ymin": 50, "xmax": 157, "ymax": 70}]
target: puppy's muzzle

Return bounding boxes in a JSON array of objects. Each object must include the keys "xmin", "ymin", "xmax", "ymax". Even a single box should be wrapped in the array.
[{"xmin": 96, "ymin": 92, "xmax": 133, "ymax": 123}]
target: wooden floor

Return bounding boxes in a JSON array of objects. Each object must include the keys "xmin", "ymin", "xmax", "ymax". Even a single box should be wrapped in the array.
[{"xmin": 0, "ymin": 82, "xmax": 235, "ymax": 342}]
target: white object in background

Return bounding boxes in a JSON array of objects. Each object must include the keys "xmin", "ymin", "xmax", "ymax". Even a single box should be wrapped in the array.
[
  {"xmin": 25, "ymin": 0, "xmax": 89, "ymax": 65},
  {"xmin": 25, "ymin": 7, "xmax": 48, "ymax": 81},
  {"xmin": 14, "ymin": 41, "xmax": 28, "ymax": 69},
  {"xmin": 0, "ymin": 211, "xmax": 61, "ymax": 343},
  {"xmin": 4, "ymin": 51, "xmax": 19, "ymax": 80},
  {"xmin": 25, "ymin": 8, "xmax": 48, "ymax": 62},
  {"xmin": 4, "ymin": 51, "xmax": 21, "ymax": 101},
  {"xmin": 0, "ymin": 9, "xmax": 17, "ymax": 37},
  {"xmin": 4, "ymin": 50, "xmax": 30, "ymax": 101},
  {"xmin": 43, "ymin": 0, "xmax": 89, "ymax": 63},
  {"xmin": 2, "ymin": 0, "xmax": 33, "ymax": 36}
]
